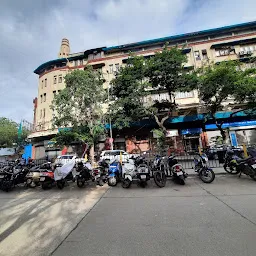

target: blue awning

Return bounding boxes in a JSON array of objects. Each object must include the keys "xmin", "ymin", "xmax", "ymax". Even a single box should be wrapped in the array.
[{"xmin": 206, "ymin": 120, "xmax": 256, "ymax": 130}]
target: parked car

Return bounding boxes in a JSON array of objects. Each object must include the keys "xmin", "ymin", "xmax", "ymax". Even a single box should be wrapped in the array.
[
  {"xmin": 54, "ymin": 155, "xmax": 86, "ymax": 166},
  {"xmin": 100, "ymin": 150, "xmax": 139, "ymax": 162}
]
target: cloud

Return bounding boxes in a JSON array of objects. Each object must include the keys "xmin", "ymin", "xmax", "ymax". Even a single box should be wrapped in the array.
[{"xmin": 0, "ymin": 0, "xmax": 255, "ymax": 123}]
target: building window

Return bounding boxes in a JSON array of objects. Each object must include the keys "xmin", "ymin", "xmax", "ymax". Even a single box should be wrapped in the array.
[
  {"xmin": 58, "ymin": 75, "xmax": 62, "ymax": 83},
  {"xmin": 43, "ymin": 93, "xmax": 46, "ymax": 102},
  {"xmin": 194, "ymin": 51, "xmax": 201, "ymax": 60},
  {"xmin": 45, "ymin": 78, "xmax": 47, "ymax": 87},
  {"xmin": 215, "ymin": 49, "xmax": 230, "ymax": 57},
  {"xmin": 79, "ymin": 59, "xmax": 83, "ymax": 66},
  {"xmin": 53, "ymin": 90, "xmax": 56, "ymax": 97},
  {"xmin": 58, "ymin": 90, "xmax": 61, "ymax": 93},
  {"xmin": 175, "ymin": 91, "xmax": 194, "ymax": 99},
  {"xmin": 109, "ymin": 64, "xmax": 113, "ymax": 74},
  {"xmin": 43, "ymin": 109, "xmax": 45, "ymax": 118},
  {"xmin": 54, "ymin": 75, "xmax": 57, "ymax": 84},
  {"xmin": 74, "ymin": 60, "xmax": 78, "ymax": 66},
  {"xmin": 115, "ymin": 63, "xmax": 120, "ymax": 72},
  {"xmin": 40, "ymin": 95, "xmax": 43, "ymax": 103},
  {"xmin": 41, "ymin": 80, "xmax": 43, "ymax": 89},
  {"xmin": 40, "ymin": 109, "xmax": 42, "ymax": 119},
  {"xmin": 202, "ymin": 49, "xmax": 208, "ymax": 60}
]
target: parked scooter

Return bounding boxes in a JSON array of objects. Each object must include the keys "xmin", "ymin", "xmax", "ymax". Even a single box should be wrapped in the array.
[
  {"xmin": 151, "ymin": 155, "xmax": 167, "ymax": 188},
  {"xmin": 122, "ymin": 156, "xmax": 150, "ymax": 188},
  {"xmin": 107, "ymin": 158, "xmax": 122, "ymax": 186},
  {"xmin": 194, "ymin": 153, "xmax": 215, "ymax": 183},
  {"xmin": 26, "ymin": 162, "xmax": 52, "ymax": 188},
  {"xmin": 224, "ymin": 148, "xmax": 241, "ymax": 174},
  {"xmin": 54, "ymin": 160, "xmax": 76, "ymax": 189},
  {"xmin": 167, "ymin": 155, "xmax": 187, "ymax": 185}
]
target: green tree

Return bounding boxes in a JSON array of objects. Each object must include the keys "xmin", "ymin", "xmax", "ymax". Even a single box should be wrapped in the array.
[
  {"xmin": 193, "ymin": 61, "xmax": 256, "ymax": 142},
  {"xmin": 0, "ymin": 117, "xmax": 18, "ymax": 147},
  {"xmin": 110, "ymin": 46, "xmax": 196, "ymax": 133},
  {"xmin": 51, "ymin": 68, "xmax": 106, "ymax": 162}
]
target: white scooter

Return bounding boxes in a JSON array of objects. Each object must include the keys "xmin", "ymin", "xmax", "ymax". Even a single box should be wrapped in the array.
[
  {"xmin": 54, "ymin": 159, "xmax": 76, "ymax": 189},
  {"xmin": 122, "ymin": 156, "xmax": 150, "ymax": 188}
]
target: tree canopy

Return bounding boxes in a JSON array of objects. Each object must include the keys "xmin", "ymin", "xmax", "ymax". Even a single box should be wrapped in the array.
[
  {"xmin": 51, "ymin": 67, "xmax": 106, "ymax": 160},
  {"xmin": 110, "ymin": 46, "xmax": 197, "ymax": 132}
]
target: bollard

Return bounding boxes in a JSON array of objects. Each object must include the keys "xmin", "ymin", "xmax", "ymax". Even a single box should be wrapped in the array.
[{"xmin": 243, "ymin": 144, "xmax": 248, "ymax": 158}]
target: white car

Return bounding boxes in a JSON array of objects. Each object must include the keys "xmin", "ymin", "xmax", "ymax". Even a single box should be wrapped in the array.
[
  {"xmin": 54, "ymin": 155, "xmax": 86, "ymax": 166},
  {"xmin": 100, "ymin": 150, "xmax": 139, "ymax": 162}
]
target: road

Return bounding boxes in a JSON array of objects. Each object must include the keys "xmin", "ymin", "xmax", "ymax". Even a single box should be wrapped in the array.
[{"xmin": 0, "ymin": 175, "xmax": 256, "ymax": 256}]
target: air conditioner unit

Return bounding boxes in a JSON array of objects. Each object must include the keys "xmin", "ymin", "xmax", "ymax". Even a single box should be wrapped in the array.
[
  {"xmin": 239, "ymin": 51, "xmax": 244, "ymax": 55},
  {"xmin": 247, "ymin": 50, "xmax": 253, "ymax": 55}
]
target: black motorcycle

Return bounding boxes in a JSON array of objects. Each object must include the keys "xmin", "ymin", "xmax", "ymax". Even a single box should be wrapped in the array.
[
  {"xmin": 152, "ymin": 156, "xmax": 167, "ymax": 188},
  {"xmin": 76, "ymin": 162, "xmax": 92, "ymax": 188},
  {"xmin": 0, "ymin": 165, "xmax": 29, "ymax": 192},
  {"xmin": 194, "ymin": 153, "xmax": 215, "ymax": 183}
]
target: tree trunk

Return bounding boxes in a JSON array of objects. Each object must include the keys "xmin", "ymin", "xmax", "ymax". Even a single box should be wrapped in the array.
[
  {"xmin": 154, "ymin": 114, "xmax": 169, "ymax": 134},
  {"xmin": 90, "ymin": 144, "xmax": 95, "ymax": 166}
]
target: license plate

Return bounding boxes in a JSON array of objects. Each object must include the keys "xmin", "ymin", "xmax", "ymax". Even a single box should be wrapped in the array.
[
  {"xmin": 0, "ymin": 175, "xmax": 4, "ymax": 178},
  {"xmin": 140, "ymin": 175, "xmax": 146, "ymax": 179},
  {"xmin": 40, "ymin": 177, "xmax": 45, "ymax": 181},
  {"xmin": 252, "ymin": 164, "xmax": 256, "ymax": 169},
  {"xmin": 177, "ymin": 171, "xmax": 183, "ymax": 176}
]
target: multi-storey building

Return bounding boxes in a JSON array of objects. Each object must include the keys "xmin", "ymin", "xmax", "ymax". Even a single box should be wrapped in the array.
[{"xmin": 29, "ymin": 21, "xmax": 256, "ymax": 159}]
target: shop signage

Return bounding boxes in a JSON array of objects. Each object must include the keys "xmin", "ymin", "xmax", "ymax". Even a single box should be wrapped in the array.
[{"xmin": 166, "ymin": 129, "xmax": 179, "ymax": 137}]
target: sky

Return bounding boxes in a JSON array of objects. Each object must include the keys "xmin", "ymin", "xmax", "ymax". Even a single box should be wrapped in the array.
[{"xmin": 0, "ymin": 0, "xmax": 256, "ymax": 123}]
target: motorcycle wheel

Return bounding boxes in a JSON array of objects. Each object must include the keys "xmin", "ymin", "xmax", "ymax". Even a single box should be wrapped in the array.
[
  {"xmin": 122, "ymin": 179, "xmax": 131, "ymax": 188},
  {"xmin": 140, "ymin": 181, "xmax": 147, "ymax": 188},
  {"xmin": 42, "ymin": 182, "xmax": 51, "ymax": 190},
  {"xmin": 108, "ymin": 177, "xmax": 117, "ymax": 186},
  {"xmin": 224, "ymin": 163, "xmax": 239, "ymax": 175},
  {"xmin": 57, "ymin": 180, "xmax": 65, "ymax": 190},
  {"xmin": 199, "ymin": 168, "xmax": 215, "ymax": 183},
  {"xmin": 178, "ymin": 176, "xmax": 185, "ymax": 185},
  {"xmin": 153, "ymin": 172, "xmax": 167, "ymax": 188},
  {"xmin": 77, "ymin": 179, "xmax": 85, "ymax": 188}
]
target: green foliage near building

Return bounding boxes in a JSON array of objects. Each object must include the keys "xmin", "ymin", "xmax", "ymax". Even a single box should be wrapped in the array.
[
  {"xmin": 110, "ymin": 46, "xmax": 197, "ymax": 133},
  {"xmin": 51, "ymin": 67, "xmax": 106, "ymax": 161},
  {"xmin": 192, "ymin": 61, "xmax": 256, "ymax": 141},
  {"xmin": 0, "ymin": 117, "xmax": 29, "ymax": 148}
]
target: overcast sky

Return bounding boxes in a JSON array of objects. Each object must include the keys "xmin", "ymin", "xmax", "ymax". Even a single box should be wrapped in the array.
[{"xmin": 0, "ymin": 0, "xmax": 256, "ymax": 123}]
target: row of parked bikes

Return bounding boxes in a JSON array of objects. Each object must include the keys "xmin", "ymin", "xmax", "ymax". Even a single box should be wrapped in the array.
[
  {"xmin": 1, "ymin": 147, "xmax": 255, "ymax": 192},
  {"xmin": 0, "ymin": 153, "xmax": 215, "ymax": 192}
]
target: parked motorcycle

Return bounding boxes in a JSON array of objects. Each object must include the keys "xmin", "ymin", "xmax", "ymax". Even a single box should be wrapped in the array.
[
  {"xmin": 54, "ymin": 160, "xmax": 76, "ymax": 189},
  {"xmin": 107, "ymin": 158, "xmax": 122, "ymax": 186},
  {"xmin": 40, "ymin": 169, "xmax": 55, "ymax": 189},
  {"xmin": 151, "ymin": 156, "xmax": 167, "ymax": 188},
  {"xmin": 194, "ymin": 153, "xmax": 215, "ymax": 183},
  {"xmin": 224, "ymin": 148, "xmax": 256, "ymax": 180},
  {"xmin": 0, "ymin": 165, "xmax": 30, "ymax": 192},
  {"xmin": 224, "ymin": 148, "xmax": 241, "ymax": 175},
  {"xmin": 167, "ymin": 155, "xmax": 187, "ymax": 185},
  {"xmin": 26, "ymin": 162, "xmax": 52, "ymax": 188},
  {"xmin": 122, "ymin": 156, "xmax": 150, "ymax": 188},
  {"xmin": 76, "ymin": 162, "xmax": 92, "ymax": 188}
]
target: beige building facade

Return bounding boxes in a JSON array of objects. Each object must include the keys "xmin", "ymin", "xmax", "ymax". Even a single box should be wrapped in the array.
[{"xmin": 30, "ymin": 21, "xmax": 256, "ymax": 158}]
